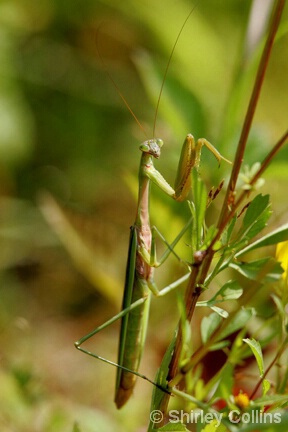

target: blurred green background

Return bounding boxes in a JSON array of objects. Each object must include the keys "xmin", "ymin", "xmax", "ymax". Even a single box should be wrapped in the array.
[{"xmin": 0, "ymin": 0, "xmax": 287, "ymax": 431}]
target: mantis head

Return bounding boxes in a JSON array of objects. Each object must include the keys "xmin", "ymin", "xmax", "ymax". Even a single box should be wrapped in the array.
[{"xmin": 139, "ymin": 139, "xmax": 164, "ymax": 159}]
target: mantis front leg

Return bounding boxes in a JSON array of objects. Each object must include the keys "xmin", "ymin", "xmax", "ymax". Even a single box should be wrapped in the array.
[{"xmin": 144, "ymin": 134, "xmax": 231, "ymax": 204}]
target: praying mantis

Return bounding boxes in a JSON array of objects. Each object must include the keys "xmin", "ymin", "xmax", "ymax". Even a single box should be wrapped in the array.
[
  {"xmin": 74, "ymin": 7, "xmax": 231, "ymax": 410},
  {"xmin": 75, "ymin": 134, "xmax": 230, "ymax": 408}
]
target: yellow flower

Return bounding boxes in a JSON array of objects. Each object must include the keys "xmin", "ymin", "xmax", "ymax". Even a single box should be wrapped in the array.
[
  {"xmin": 276, "ymin": 241, "xmax": 288, "ymax": 282},
  {"xmin": 234, "ymin": 392, "xmax": 250, "ymax": 409}
]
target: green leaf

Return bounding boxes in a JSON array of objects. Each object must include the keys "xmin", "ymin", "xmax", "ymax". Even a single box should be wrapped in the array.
[
  {"xmin": 197, "ymin": 302, "xmax": 228, "ymax": 318},
  {"xmin": 211, "ymin": 280, "xmax": 243, "ymax": 302},
  {"xmin": 208, "ymin": 340, "xmax": 230, "ymax": 351},
  {"xmin": 271, "ymin": 293, "xmax": 286, "ymax": 316},
  {"xmin": 230, "ymin": 258, "xmax": 283, "ymax": 282},
  {"xmin": 237, "ymin": 223, "xmax": 288, "ymax": 257},
  {"xmin": 241, "ymin": 194, "xmax": 271, "ymax": 240},
  {"xmin": 203, "ymin": 225, "xmax": 219, "ymax": 250},
  {"xmin": 213, "ymin": 362, "xmax": 234, "ymax": 401},
  {"xmin": 252, "ymin": 394, "xmax": 288, "ymax": 406},
  {"xmin": 219, "ymin": 308, "xmax": 255, "ymax": 340},
  {"xmin": 201, "ymin": 313, "xmax": 222, "ymax": 344},
  {"xmin": 209, "ymin": 306, "xmax": 229, "ymax": 318},
  {"xmin": 224, "ymin": 215, "xmax": 237, "ymax": 244},
  {"xmin": 219, "ymin": 282, "xmax": 243, "ymax": 301},
  {"xmin": 197, "ymin": 281, "xmax": 243, "ymax": 316},
  {"xmin": 158, "ymin": 422, "xmax": 189, "ymax": 431},
  {"xmin": 263, "ymin": 379, "xmax": 271, "ymax": 396},
  {"xmin": 201, "ymin": 419, "xmax": 227, "ymax": 431},
  {"xmin": 243, "ymin": 338, "xmax": 264, "ymax": 376}
]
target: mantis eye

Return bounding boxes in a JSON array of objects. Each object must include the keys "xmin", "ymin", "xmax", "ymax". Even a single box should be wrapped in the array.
[
  {"xmin": 156, "ymin": 139, "xmax": 164, "ymax": 148},
  {"xmin": 139, "ymin": 143, "xmax": 150, "ymax": 153}
]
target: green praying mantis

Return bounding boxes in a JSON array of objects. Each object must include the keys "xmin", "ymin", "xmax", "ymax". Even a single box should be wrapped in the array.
[
  {"xmin": 74, "ymin": 8, "xmax": 231, "ymax": 409},
  {"xmin": 75, "ymin": 134, "xmax": 230, "ymax": 408}
]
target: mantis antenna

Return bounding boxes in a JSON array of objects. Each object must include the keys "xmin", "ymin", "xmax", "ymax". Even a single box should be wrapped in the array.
[
  {"xmin": 152, "ymin": 1, "xmax": 201, "ymax": 137},
  {"xmin": 96, "ymin": 24, "xmax": 148, "ymax": 138},
  {"xmin": 96, "ymin": 1, "xmax": 201, "ymax": 140}
]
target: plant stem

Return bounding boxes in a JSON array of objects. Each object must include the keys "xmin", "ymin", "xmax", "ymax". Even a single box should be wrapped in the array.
[{"xmin": 218, "ymin": 0, "xmax": 286, "ymax": 227}]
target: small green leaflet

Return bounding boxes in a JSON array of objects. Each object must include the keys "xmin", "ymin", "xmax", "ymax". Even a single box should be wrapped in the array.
[
  {"xmin": 197, "ymin": 281, "xmax": 243, "ymax": 318},
  {"xmin": 219, "ymin": 308, "xmax": 255, "ymax": 340},
  {"xmin": 157, "ymin": 422, "xmax": 189, "ymax": 431},
  {"xmin": 243, "ymin": 338, "xmax": 270, "ymax": 396},
  {"xmin": 251, "ymin": 394, "xmax": 288, "ymax": 406},
  {"xmin": 240, "ymin": 194, "xmax": 271, "ymax": 241},
  {"xmin": 201, "ymin": 308, "xmax": 255, "ymax": 346},
  {"xmin": 198, "ymin": 280, "xmax": 243, "ymax": 305},
  {"xmin": 201, "ymin": 419, "xmax": 227, "ymax": 432},
  {"xmin": 201, "ymin": 313, "xmax": 222, "ymax": 344},
  {"xmin": 237, "ymin": 222, "xmax": 288, "ymax": 257},
  {"xmin": 230, "ymin": 257, "xmax": 283, "ymax": 282},
  {"xmin": 243, "ymin": 338, "xmax": 264, "ymax": 375}
]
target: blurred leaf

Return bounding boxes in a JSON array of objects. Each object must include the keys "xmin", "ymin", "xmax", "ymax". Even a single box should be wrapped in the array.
[
  {"xmin": 236, "ymin": 223, "xmax": 288, "ymax": 257},
  {"xmin": 197, "ymin": 303, "xmax": 228, "ymax": 319},
  {"xmin": 238, "ymin": 194, "xmax": 271, "ymax": 242},
  {"xmin": 252, "ymin": 394, "xmax": 288, "ymax": 407},
  {"xmin": 202, "ymin": 420, "xmax": 227, "ymax": 432},
  {"xmin": 201, "ymin": 312, "xmax": 222, "ymax": 344},
  {"xmin": 158, "ymin": 422, "xmax": 189, "ymax": 431},
  {"xmin": 208, "ymin": 340, "xmax": 230, "ymax": 351},
  {"xmin": 213, "ymin": 362, "xmax": 234, "ymax": 402},
  {"xmin": 243, "ymin": 338, "xmax": 264, "ymax": 377},
  {"xmin": 39, "ymin": 193, "xmax": 122, "ymax": 306},
  {"xmin": 219, "ymin": 308, "xmax": 256, "ymax": 340},
  {"xmin": 230, "ymin": 258, "xmax": 283, "ymax": 282},
  {"xmin": 197, "ymin": 281, "xmax": 243, "ymax": 318},
  {"xmin": 262, "ymin": 379, "xmax": 271, "ymax": 396},
  {"xmin": 204, "ymin": 225, "xmax": 219, "ymax": 251},
  {"xmin": 209, "ymin": 306, "xmax": 228, "ymax": 319},
  {"xmin": 224, "ymin": 216, "xmax": 237, "ymax": 244},
  {"xmin": 208, "ymin": 280, "xmax": 243, "ymax": 303}
]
